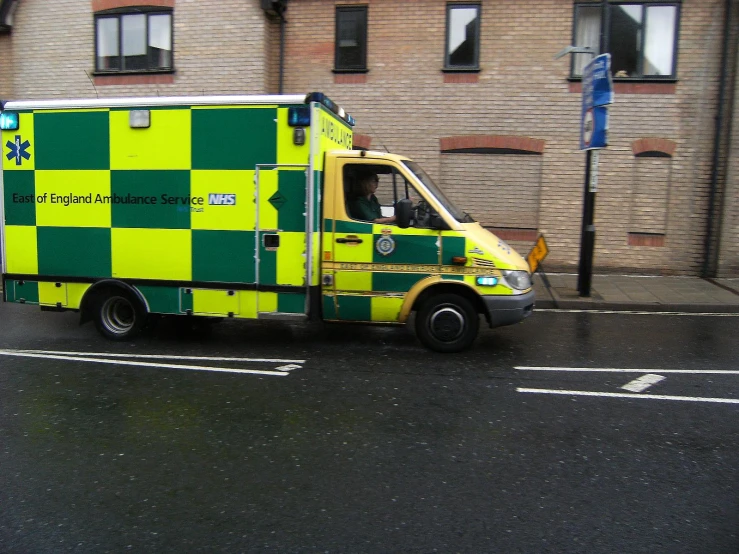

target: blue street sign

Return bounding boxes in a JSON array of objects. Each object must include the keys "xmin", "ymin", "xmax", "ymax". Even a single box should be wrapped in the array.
[{"xmin": 580, "ymin": 54, "xmax": 614, "ymax": 150}]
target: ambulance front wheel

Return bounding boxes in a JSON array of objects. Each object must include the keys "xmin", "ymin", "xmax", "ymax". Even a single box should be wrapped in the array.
[
  {"xmin": 415, "ymin": 293, "xmax": 479, "ymax": 353},
  {"xmin": 93, "ymin": 289, "xmax": 147, "ymax": 340}
]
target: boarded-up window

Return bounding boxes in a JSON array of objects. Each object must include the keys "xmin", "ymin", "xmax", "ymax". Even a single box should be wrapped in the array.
[
  {"xmin": 630, "ymin": 156, "xmax": 671, "ymax": 234},
  {"xmin": 439, "ymin": 153, "xmax": 542, "ymax": 229}
]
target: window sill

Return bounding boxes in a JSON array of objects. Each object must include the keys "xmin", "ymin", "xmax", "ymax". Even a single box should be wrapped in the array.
[
  {"xmin": 93, "ymin": 70, "xmax": 175, "ymax": 86},
  {"xmin": 442, "ymin": 67, "xmax": 481, "ymax": 73},
  {"xmin": 332, "ymin": 69, "xmax": 369, "ymax": 74}
]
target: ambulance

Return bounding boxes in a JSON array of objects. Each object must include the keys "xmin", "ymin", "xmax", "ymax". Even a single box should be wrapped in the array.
[{"xmin": 0, "ymin": 93, "xmax": 534, "ymax": 352}]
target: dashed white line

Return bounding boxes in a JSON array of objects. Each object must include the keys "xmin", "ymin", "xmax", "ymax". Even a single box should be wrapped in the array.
[
  {"xmin": 516, "ymin": 367, "xmax": 739, "ymax": 375},
  {"xmin": 621, "ymin": 374, "xmax": 665, "ymax": 392},
  {"xmin": 516, "ymin": 388, "xmax": 739, "ymax": 405}
]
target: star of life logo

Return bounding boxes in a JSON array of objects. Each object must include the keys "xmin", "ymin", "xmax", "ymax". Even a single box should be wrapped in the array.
[{"xmin": 5, "ymin": 135, "xmax": 31, "ymax": 166}]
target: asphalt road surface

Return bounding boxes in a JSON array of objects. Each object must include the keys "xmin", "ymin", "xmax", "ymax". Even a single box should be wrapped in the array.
[{"xmin": 0, "ymin": 302, "xmax": 737, "ymax": 553}]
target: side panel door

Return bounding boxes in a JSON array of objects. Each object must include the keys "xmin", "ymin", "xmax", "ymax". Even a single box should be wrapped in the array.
[{"xmin": 255, "ymin": 165, "xmax": 310, "ymax": 316}]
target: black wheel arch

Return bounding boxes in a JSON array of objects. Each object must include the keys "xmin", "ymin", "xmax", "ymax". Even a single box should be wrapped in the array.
[
  {"xmin": 412, "ymin": 282, "xmax": 489, "ymax": 325},
  {"xmin": 80, "ymin": 280, "xmax": 149, "ymax": 325}
]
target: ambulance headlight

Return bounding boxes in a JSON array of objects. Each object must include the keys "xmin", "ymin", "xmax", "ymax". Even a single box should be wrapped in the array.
[
  {"xmin": 502, "ymin": 270, "xmax": 531, "ymax": 290},
  {"xmin": 476, "ymin": 276, "xmax": 499, "ymax": 287},
  {"xmin": 0, "ymin": 112, "xmax": 19, "ymax": 130}
]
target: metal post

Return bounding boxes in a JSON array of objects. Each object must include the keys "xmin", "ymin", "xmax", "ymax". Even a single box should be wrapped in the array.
[{"xmin": 577, "ymin": 0, "xmax": 608, "ymax": 297}]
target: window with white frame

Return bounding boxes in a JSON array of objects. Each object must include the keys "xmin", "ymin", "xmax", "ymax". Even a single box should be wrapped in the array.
[
  {"xmin": 572, "ymin": 2, "xmax": 679, "ymax": 79},
  {"xmin": 95, "ymin": 9, "xmax": 173, "ymax": 73}
]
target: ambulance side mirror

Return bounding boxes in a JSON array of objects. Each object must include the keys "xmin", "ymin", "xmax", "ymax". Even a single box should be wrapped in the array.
[{"xmin": 395, "ymin": 199, "xmax": 412, "ymax": 229}]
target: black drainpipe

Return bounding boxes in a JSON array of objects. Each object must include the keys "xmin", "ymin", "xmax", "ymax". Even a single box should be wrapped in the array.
[
  {"xmin": 277, "ymin": 2, "xmax": 287, "ymax": 94},
  {"xmin": 703, "ymin": 0, "xmax": 734, "ymax": 277}
]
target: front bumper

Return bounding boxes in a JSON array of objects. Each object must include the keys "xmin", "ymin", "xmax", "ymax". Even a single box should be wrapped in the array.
[{"xmin": 483, "ymin": 290, "xmax": 535, "ymax": 328}]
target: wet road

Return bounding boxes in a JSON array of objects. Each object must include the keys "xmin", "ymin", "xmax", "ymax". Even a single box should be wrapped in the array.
[{"xmin": 0, "ymin": 302, "xmax": 737, "ymax": 553}]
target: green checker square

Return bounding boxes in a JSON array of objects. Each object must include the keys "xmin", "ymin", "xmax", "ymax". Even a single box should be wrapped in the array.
[
  {"xmin": 135, "ymin": 285, "xmax": 182, "ymax": 315},
  {"xmin": 441, "ymin": 236, "xmax": 466, "ymax": 265},
  {"xmin": 192, "ymin": 108, "xmax": 277, "ymax": 170},
  {"xmin": 337, "ymin": 294, "xmax": 371, "ymax": 321},
  {"xmin": 180, "ymin": 288, "xmax": 194, "ymax": 313},
  {"xmin": 372, "ymin": 234, "xmax": 440, "ymax": 264},
  {"xmin": 373, "ymin": 272, "xmax": 428, "ymax": 293},
  {"xmin": 6, "ymin": 280, "xmax": 39, "ymax": 304},
  {"xmin": 335, "ymin": 220, "xmax": 372, "ymax": 234},
  {"xmin": 275, "ymin": 170, "xmax": 307, "ymax": 233},
  {"xmin": 3, "ymin": 171, "xmax": 36, "ymax": 225},
  {"xmin": 322, "ymin": 295, "xmax": 338, "ymax": 319},
  {"xmin": 111, "ymin": 170, "xmax": 191, "ymax": 229},
  {"xmin": 37, "ymin": 227, "xmax": 111, "ymax": 278},
  {"xmin": 34, "ymin": 111, "xmax": 110, "ymax": 170},
  {"xmin": 192, "ymin": 230, "xmax": 256, "ymax": 283},
  {"xmin": 278, "ymin": 292, "xmax": 306, "ymax": 314}
]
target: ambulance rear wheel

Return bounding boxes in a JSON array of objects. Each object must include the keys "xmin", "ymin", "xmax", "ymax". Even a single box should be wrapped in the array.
[
  {"xmin": 416, "ymin": 293, "xmax": 479, "ymax": 353},
  {"xmin": 94, "ymin": 290, "xmax": 146, "ymax": 341}
]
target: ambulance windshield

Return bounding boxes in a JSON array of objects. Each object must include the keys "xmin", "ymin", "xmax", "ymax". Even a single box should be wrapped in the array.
[{"xmin": 402, "ymin": 161, "xmax": 473, "ymax": 223}]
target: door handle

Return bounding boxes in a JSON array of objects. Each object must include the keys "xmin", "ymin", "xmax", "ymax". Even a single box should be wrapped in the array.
[{"xmin": 336, "ymin": 235, "xmax": 363, "ymax": 244}]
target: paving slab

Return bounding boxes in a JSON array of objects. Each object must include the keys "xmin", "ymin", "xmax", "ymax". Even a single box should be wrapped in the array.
[{"xmin": 533, "ymin": 273, "xmax": 739, "ymax": 312}]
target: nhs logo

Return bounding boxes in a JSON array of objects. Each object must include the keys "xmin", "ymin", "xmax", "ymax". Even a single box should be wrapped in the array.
[{"xmin": 208, "ymin": 193, "xmax": 236, "ymax": 206}]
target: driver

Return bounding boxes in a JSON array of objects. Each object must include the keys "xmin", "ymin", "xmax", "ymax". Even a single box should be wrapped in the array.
[{"xmin": 348, "ymin": 172, "xmax": 396, "ymax": 224}]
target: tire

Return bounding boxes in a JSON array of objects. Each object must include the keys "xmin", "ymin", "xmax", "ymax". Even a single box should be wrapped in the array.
[
  {"xmin": 93, "ymin": 289, "xmax": 146, "ymax": 341},
  {"xmin": 415, "ymin": 293, "xmax": 479, "ymax": 353}
]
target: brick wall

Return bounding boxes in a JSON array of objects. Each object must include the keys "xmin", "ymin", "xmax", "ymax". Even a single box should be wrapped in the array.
[
  {"xmin": 5, "ymin": 0, "xmax": 270, "ymax": 99},
  {"xmin": 280, "ymin": 0, "xmax": 734, "ymax": 275}
]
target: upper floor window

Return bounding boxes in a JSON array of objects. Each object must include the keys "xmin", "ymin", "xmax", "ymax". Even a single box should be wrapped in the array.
[
  {"xmin": 445, "ymin": 3, "xmax": 480, "ymax": 70},
  {"xmin": 572, "ymin": 2, "xmax": 679, "ymax": 79},
  {"xmin": 335, "ymin": 6, "xmax": 367, "ymax": 72},
  {"xmin": 95, "ymin": 9, "xmax": 173, "ymax": 73}
]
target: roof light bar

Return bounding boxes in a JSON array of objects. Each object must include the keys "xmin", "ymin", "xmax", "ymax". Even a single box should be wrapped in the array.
[{"xmin": 304, "ymin": 92, "xmax": 356, "ymax": 127}]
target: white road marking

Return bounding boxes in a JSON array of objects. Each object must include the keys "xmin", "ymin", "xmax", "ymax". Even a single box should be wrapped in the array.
[
  {"xmin": 15, "ymin": 349, "xmax": 305, "ymax": 364},
  {"xmin": 621, "ymin": 373, "xmax": 665, "ymax": 392},
  {"xmin": 516, "ymin": 367, "xmax": 739, "ymax": 375},
  {"xmin": 0, "ymin": 349, "xmax": 292, "ymax": 376},
  {"xmin": 517, "ymin": 388, "xmax": 739, "ymax": 405},
  {"xmin": 535, "ymin": 309, "xmax": 739, "ymax": 316}
]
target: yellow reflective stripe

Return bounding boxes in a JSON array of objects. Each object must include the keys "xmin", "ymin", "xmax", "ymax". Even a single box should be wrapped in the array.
[
  {"xmin": 109, "ymin": 109, "xmax": 191, "ymax": 170},
  {"xmin": 35, "ymin": 171, "xmax": 112, "ymax": 228}
]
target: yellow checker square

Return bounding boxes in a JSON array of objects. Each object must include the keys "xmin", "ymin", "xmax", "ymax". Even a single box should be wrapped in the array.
[
  {"xmin": 371, "ymin": 296, "xmax": 404, "ymax": 322},
  {"xmin": 66, "ymin": 283, "xmax": 91, "ymax": 310},
  {"xmin": 191, "ymin": 170, "xmax": 255, "ymax": 231},
  {"xmin": 257, "ymin": 169, "xmax": 279, "ymax": 230},
  {"xmin": 35, "ymin": 170, "xmax": 111, "ymax": 228},
  {"xmin": 2, "ymin": 112, "xmax": 35, "ymax": 171},
  {"xmin": 109, "ymin": 109, "xmax": 191, "ymax": 170},
  {"xmin": 258, "ymin": 291, "xmax": 278, "ymax": 313},
  {"xmin": 4, "ymin": 225, "xmax": 38, "ymax": 274},
  {"xmin": 193, "ymin": 289, "xmax": 239, "ymax": 316},
  {"xmin": 335, "ymin": 268, "xmax": 372, "ymax": 292},
  {"xmin": 112, "ymin": 228, "xmax": 191, "ymax": 280},
  {"xmin": 38, "ymin": 282, "xmax": 67, "ymax": 307},
  {"xmin": 276, "ymin": 232, "xmax": 307, "ymax": 286},
  {"xmin": 236, "ymin": 290, "xmax": 258, "ymax": 319}
]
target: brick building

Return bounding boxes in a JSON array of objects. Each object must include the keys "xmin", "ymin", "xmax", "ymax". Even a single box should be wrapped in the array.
[{"xmin": 1, "ymin": 0, "xmax": 737, "ymax": 276}]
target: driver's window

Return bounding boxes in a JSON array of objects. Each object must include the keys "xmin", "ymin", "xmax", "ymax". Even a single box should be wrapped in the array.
[{"xmin": 343, "ymin": 163, "xmax": 423, "ymax": 225}]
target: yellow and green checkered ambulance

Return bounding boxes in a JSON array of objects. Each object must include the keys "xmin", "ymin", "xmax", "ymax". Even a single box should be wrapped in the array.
[{"xmin": 1, "ymin": 93, "xmax": 534, "ymax": 352}]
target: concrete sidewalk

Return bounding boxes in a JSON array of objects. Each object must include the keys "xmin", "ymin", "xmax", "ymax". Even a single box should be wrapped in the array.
[{"xmin": 533, "ymin": 273, "xmax": 739, "ymax": 313}]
